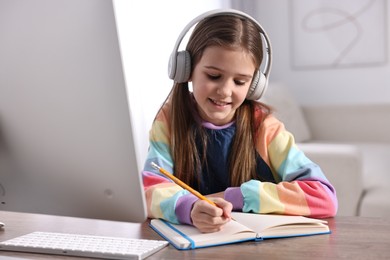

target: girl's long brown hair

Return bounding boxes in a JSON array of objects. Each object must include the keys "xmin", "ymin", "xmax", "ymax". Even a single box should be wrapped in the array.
[{"xmin": 164, "ymin": 15, "xmax": 271, "ymax": 188}]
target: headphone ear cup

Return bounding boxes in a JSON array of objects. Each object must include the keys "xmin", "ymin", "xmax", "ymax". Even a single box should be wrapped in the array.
[
  {"xmin": 247, "ymin": 71, "xmax": 267, "ymax": 100},
  {"xmin": 169, "ymin": 51, "xmax": 191, "ymax": 83}
]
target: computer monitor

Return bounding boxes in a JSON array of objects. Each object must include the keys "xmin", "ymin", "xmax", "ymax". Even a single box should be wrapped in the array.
[{"xmin": 0, "ymin": 0, "xmax": 147, "ymax": 223}]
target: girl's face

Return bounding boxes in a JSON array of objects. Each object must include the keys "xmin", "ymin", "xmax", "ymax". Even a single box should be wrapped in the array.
[{"xmin": 191, "ymin": 46, "xmax": 256, "ymax": 126}]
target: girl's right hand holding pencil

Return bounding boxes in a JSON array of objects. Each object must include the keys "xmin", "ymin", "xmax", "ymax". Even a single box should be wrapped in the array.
[{"xmin": 190, "ymin": 197, "xmax": 233, "ymax": 233}]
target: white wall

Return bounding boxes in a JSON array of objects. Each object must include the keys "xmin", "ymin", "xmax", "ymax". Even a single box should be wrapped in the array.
[
  {"xmin": 113, "ymin": 0, "xmax": 230, "ymax": 167},
  {"xmin": 233, "ymin": 0, "xmax": 390, "ymax": 106}
]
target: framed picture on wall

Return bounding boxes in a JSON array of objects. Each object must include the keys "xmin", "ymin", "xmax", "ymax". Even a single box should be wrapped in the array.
[{"xmin": 289, "ymin": 0, "xmax": 388, "ymax": 70}]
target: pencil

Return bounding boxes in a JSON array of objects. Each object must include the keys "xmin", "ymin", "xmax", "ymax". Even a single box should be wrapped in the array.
[{"xmin": 150, "ymin": 162, "xmax": 217, "ymax": 206}]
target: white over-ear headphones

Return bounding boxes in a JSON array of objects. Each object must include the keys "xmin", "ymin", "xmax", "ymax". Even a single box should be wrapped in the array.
[{"xmin": 168, "ymin": 9, "xmax": 272, "ymax": 100}]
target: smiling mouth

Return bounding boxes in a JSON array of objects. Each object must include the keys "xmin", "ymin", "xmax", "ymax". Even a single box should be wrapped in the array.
[{"xmin": 210, "ymin": 98, "xmax": 231, "ymax": 106}]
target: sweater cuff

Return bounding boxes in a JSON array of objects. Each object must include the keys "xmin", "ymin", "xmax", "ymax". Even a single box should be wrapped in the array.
[
  {"xmin": 175, "ymin": 193, "xmax": 199, "ymax": 225},
  {"xmin": 224, "ymin": 187, "xmax": 244, "ymax": 211}
]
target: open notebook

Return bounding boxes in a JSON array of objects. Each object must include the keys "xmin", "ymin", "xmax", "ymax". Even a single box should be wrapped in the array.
[{"xmin": 150, "ymin": 212, "xmax": 330, "ymax": 250}]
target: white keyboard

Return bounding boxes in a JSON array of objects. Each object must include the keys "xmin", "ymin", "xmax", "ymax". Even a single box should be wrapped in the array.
[{"xmin": 0, "ymin": 231, "xmax": 169, "ymax": 260}]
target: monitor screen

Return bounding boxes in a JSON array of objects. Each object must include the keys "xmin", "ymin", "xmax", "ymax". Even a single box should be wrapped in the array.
[{"xmin": 0, "ymin": 0, "xmax": 147, "ymax": 223}]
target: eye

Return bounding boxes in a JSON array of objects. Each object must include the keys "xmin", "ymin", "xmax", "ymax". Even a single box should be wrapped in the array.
[
  {"xmin": 207, "ymin": 74, "xmax": 220, "ymax": 80},
  {"xmin": 234, "ymin": 80, "xmax": 246, "ymax": 86}
]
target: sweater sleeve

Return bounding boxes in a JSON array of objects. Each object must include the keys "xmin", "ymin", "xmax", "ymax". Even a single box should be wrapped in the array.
[
  {"xmin": 142, "ymin": 104, "xmax": 197, "ymax": 225},
  {"xmin": 225, "ymin": 113, "xmax": 338, "ymax": 218}
]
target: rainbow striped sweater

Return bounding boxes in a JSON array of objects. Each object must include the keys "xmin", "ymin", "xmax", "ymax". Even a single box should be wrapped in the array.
[{"xmin": 142, "ymin": 103, "xmax": 338, "ymax": 225}]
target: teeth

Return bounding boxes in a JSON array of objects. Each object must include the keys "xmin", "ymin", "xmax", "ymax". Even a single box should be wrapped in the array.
[{"xmin": 212, "ymin": 99, "xmax": 228, "ymax": 106}]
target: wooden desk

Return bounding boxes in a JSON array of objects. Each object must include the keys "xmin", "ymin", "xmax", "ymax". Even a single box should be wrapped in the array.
[{"xmin": 1, "ymin": 211, "xmax": 390, "ymax": 259}]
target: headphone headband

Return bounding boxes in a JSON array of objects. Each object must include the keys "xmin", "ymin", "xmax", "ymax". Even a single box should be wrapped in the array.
[{"xmin": 168, "ymin": 9, "xmax": 273, "ymax": 100}]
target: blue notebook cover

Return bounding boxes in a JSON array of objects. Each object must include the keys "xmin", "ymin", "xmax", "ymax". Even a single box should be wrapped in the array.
[{"xmin": 150, "ymin": 212, "xmax": 330, "ymax": 250}]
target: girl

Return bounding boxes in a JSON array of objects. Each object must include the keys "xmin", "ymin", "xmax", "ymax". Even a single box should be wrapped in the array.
[{"xmin": 142, "ymin": 9, "xmax": 338, "ymax": 233}]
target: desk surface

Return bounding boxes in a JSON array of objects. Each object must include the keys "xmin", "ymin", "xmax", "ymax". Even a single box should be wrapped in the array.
[{"xmin": 1, "ymin": 211, "xmax": 390, "ymax": 260}]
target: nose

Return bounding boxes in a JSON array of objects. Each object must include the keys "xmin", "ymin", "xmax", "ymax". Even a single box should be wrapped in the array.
[{"xmin": 216, "ymin": 80, "xmax": 233, "ymax": 97}]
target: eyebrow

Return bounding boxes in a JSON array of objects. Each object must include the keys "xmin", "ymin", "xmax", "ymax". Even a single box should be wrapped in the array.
[{"xmin": 204, "ymin": 65, "xmax": 253, "ymax": 79}]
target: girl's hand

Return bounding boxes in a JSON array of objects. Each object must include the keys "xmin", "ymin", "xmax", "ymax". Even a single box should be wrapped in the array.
[{"xmin": 191, "ymin": 198, "xmax": 233, "ymax": 233}]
